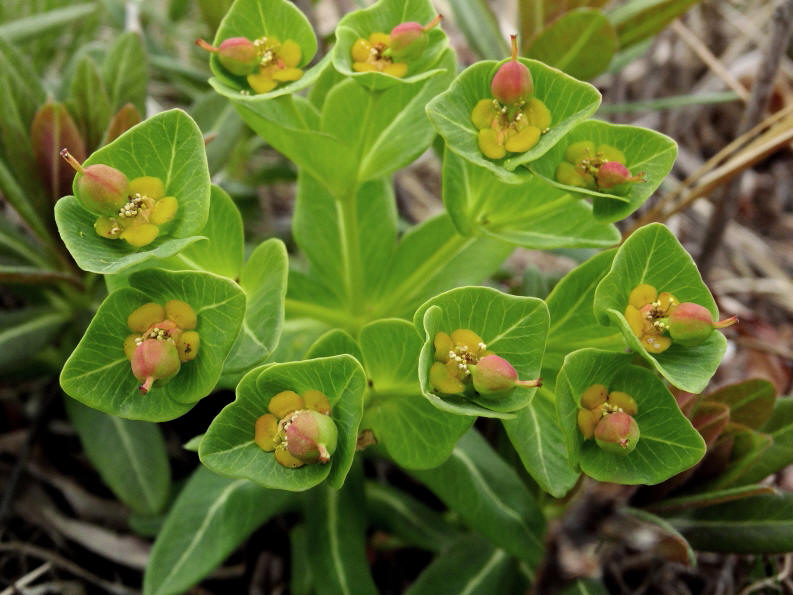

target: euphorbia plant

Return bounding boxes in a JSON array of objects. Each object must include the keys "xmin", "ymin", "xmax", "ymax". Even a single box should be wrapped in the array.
[{"xmin": 1, "ymin": 0, "xmax": 787, "ymax": 592}]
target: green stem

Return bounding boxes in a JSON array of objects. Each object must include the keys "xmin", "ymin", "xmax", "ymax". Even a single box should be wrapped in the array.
[
  {"xmin": 285, "ymin": 297, "xmax": 363, "ymax": 331},
  {"xmin": 337, "ymin": 189, "xmax": 365, "ymax": 316},
  {"xmin": 372, "ymin": 232, "xmax": 469, "ymax": 318}
]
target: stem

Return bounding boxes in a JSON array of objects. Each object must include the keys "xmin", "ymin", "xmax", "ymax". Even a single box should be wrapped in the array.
[
  {"xmin": 509, "ymin": 34, "xmax": 519, "ymax": 60},
  {"xmin": 195, "ymin": 38, "xmax": 218, "ymax": 53},
  {"xmin": 59, "ymin": 148, "xmax": 84, "ymax": 174},
  {"xmin": 337, "ymin": 190, "xmax": 364, "ymax": 316},
  {"xmin": 714, "ymin": 315, "xmax": 738, "ymax": 329},
  {"xmin": 424, "ymin": 14, "xmax": 443, "ymax": 31}
]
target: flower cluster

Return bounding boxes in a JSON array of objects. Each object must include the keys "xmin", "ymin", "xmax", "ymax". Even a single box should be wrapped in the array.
[
  {"xmin": 429, "ymin": 328, "xmax": 540, "ymax": 396},
  {"xmin": 123, "ymin": 300, "xmax": 200, "ymax": 394},
  {"xmin": 61, "ymin": 149, "xmax": 178, "ymax": 248},
  {"xmin": 471, "ymin": 35, "xmax": 550, "ymax": 160},
  {"xmin": 577, "ymin": 384, "xmax": 640, "ymax": 455},
  {"xmin": 254, "ymin": 390, "xmax": 338, "ymax": 468},
  {"xmin": 624, "ymin": 283, "xmax": 737, "ymax": 354},
  {"xmin": 555, "ymin": 141, "xmax": 645, "ymax": 195},
  {"xmin": 350, "ymin": 15, "xmax": 441, "ymax": 78},
  {"xmin": 196, "ymin": 36, "xmax": 303, "ymax": 94}
]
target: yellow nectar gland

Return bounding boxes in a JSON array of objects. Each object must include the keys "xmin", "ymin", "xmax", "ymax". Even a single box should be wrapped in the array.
[
  {"xmin": 246, "ymin": 36, "xmax": 303, "ymax": 94},
  {"xmin": 429, "ymin": 329, "xmax": 492, "ymax": 394},
  {"xmin": 624, "ymin": 283, "xmax": 679, "ymax": 354},
  {"xmin": 351, "ymin": 32, "xmax": 408, "ymax": 77},
  {"xmin": 471, "ymin": 96, "xmax": 550, "ymax": 160}
]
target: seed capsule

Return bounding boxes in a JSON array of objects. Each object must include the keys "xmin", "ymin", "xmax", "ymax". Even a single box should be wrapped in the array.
[
  {"xmin": 490, "ymin": 35, "xmax": 533, "ymax": 106},
  {"xmin": 594, "ymin": 411, "xmax": 640, "ymax": 455},
  {"xmin": 60, "ymin": 149, "xmax": 129, "ymax": 216},
  {"xmin": 668, "ymin": 302, "xmax": 737, "ymax": 346},
  {"xmin": 196, "ymin": 37, "xmax": 260, "ymax": 76},
  {"xmin": 131, "ymin": 339, "xmax": 181, "ymax": 394}
]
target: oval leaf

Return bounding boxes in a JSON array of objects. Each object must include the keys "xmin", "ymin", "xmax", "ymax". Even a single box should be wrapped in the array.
[
  {"xmin": 594, "ymin": 223, "xmax": 728, "ymax": 393},
  {"xmin": 60, "ymin": 269, "xmax": 245, "ymax": 421},
  {"xmin": 556, "ymin": 348, "xmax": 706, "ymax": 484},
  {"xmin": 199, "ymin": 355, "xmax": 366, "ymax": 491},
  {"xmin": 529, "ymin": 119, "xmax": 677, "ymax": 222}
]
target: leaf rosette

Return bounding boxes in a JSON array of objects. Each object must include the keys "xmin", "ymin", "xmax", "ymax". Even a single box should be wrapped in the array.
[
  {"xmin": 414, "ymin": 286, "xmax": 549, "ymax": 418},
  {"xmin": 199, "ymin": 356, "xmax": 366, "ymax": 491}
]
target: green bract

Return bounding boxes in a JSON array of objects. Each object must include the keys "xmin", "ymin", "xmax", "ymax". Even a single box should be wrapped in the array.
[
  {"xmin": 54, "ymin": 109, "xmax": 211, "ymax": 274},
  {"xmin": 530, "ymin": 119, "xmax": 678, "ymax": 222},
  {"xmin": 594, "ymin": 223, "xmax": 727, "ymax": 393},
  {"xmin": 60, "ymin": 270, "xmax": 245, "ymax": 421},
  {"xmin": 199, "ymin": 356, "xmax": 365, "ymax": 491},
  {"xmin": 556, "ymin": 349, "xmax": 706, "ymax": 484},
  {"xmin": 414, "ymin": 286, "xmax": 549, "ymax": 418},
  {"xmin": 427, "ymin": 57, "xmax": 600, "ymax": 182}
]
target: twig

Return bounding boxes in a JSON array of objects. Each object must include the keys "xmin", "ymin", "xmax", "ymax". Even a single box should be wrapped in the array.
[
  {"xmin": 0, "ymin": 562, "xmax": 52, "ymax": 595},
  {"xmin": 738, "ymin": 553, "xmax": 792, "ymax": 595},
  {"xmin": 697, "ymin": 0, "xmax": 793, "ymax": 276}
]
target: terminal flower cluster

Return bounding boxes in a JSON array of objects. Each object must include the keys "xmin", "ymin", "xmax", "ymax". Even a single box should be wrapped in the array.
[
  {"xmin": 577, "ymin": 384, "xmax": 640, "ymax": 455},
  {"xmin": 555, "ymin": 140, "xmax": 645, "ymax": 195}
]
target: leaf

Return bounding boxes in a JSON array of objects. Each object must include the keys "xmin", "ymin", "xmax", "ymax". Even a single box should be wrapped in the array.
[
  {"xmin": 102, "ymin": 32, "xmax": 148, "ymax": 115},
  {"xmin": 55, "ymin": 109, "xmax": 212, "ymax": 274},
  {"xmin": 413, "ymin": 286, "xmax": 549, "ymax": 417},
  {"xmin": 624, "ymin": 508, "xmax": 696, "ymax": 566},
  {"xmin": 405, "ymin": 535, "xmax": 520, "ymax": 595},
  {"xmin": 331, "ymin": 0, "xmax": 451, "ymax": 91},
  {"xmin": 668, "ymin": 492, "xmax": 793, "ymax": 553},
  {"xmin": 67, "ymin": 55, "xmax": 112, "ymax": 151},
  {"xmin": 736, "ymin": 398, "xmax": 793, "ymax": 484},
  {"xmin": 289, "ymin": 525, "xmax": 313, "ymax": 595},
  {"xmin": 529, "ymin": 119, "xmax": 678, "ymax": 222},
  {"xmin": 0, "ymin": 38, "xmax": 45, "ymax": 130},
  {"xmin": 0, "ymin": 4, "xmax": 96, "ymax": 44},
  {"xmin": 610, "ymin": 0, "xmax": 703, "ymax": 49},
  {"xmin": 0, "ymin": 306, "xmax": 70, "ymax": 372},
  {"xmin": 704, "ymin": 378, "xmax": 776, "ymax": 429},
  {"xmin": 646, "ymin": 484, "xmax": 776, "ymax": 514},
  {"xmin": 502, "ymin": 387, "xmax": 580, "ymax": 498},
  {"xmin": 189, "ymin": 92, "xmax": 246, "ymax": 174},
  {"xmin": 526, "ymin": 9, "xmax": 617, "ymax": 80},
  {"xmin": 65, "ymin": 397, "xmax": 170, "ymax": 516},
  {"xmin": 143, "ymin": 466, "xmax": 292, "ymax": 595},
  {"xmin": 442, "ymin": 149, "xmax": 620, "ymax": 249},
  {"xmin": 544, "ymin": 249, "xmax": 625, "ymax": 379},
  {"xmin": 304, "ymin": 329, "xmax": 363, "ymax": 361},
  {"xmin": 561, "ymin": 579, "xmax": 609, "ymax": 595},
  {"xmin": 30, "ymin": 102, "xmax": 86, "ymax": 202},
  {"xmin": 293, "ymin": 173, "xmax": 396, "ymax": 307},
  {"xmin": 371, "ymin": 214, "xmax": 513, "ymax": 320},
  {"xmin": 593, "ymin": 223, "xmax": 727, "ymax": 393},
  {"xmin": 103, "ymin": 103, "xmax": 143, "ymax": 145},
  {"xmin": 447, "ymin": 0, "xmax": 508, "ymax": 60},
  {"xmin": 698, "ymin": 424, "xmax": 772, "ymax": 490},
  {"xmin": 556, "ymin": 349, "xmax": 706, "ymax": 484},
  {"xmin": 359, "ymin": 319, "xmax": 472, "ymax": 469},
  {"xmin": 303, "ymin": 463, "xmax": 378, "ymax": 595},
  {"xmin": 222, "ymin": 238, "xmax": 287, "ymax": 374},
  {"xmin": 209, "ymin": 0, "xmax": 317, "ymax": 96},
  {"xmin": 364, "ymin": 481, "xmax": 462, "ymax": 552},
  {"xmin": 427, "ymin": 58, "xmax": 600, "ymax": 181},
  {"xmin": 199, "ymin": 356, "xmax": 366, "ymax": 491},
  {"xmin": 409, "ymin": 429, "xmax": 546, "ymax": 566},
  {"xmin": 60, "ymin": 269, "xmax": 246, "ymax": 421}
]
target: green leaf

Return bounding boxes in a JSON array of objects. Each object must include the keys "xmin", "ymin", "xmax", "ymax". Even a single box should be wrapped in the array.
[
  {"xmin": 736, "ymin": 398, "xmax": 793, "ymax": 484},
  {"xmin": 561, "ymin": 579, "xmax": 609, "ymax": 595},
  {"xmin": 593, "ymin": 223, "xmax": 727, "ymax": 393},
  {"xmin": 331, "ymin": 0, "xmax": 451, "ymax": 91},
  {"xmin": 289, "ymin": 525, "xmax": 313, "ymax": 595},
  {"xmin": 65, "ymin": 397, "xmax": 170, "ymax": 516},
  {"xmin": 414, "ymin": 286, "xmax": 549, "ymax": 417},
  {"xmin": 544, "ymin": 249, "xmax": 625, "ymax": 379},
  {"xmin": 698, "ymin": 424, "xmax": 772, "ymax": 490},
  {"xmin": 67, "ymin": 55, "xmax": 112, "ymax": 151},
  {"xmin": 442, "ymin": 149, "xmax": 620, "ymax": 249},
  {"xmin": 293, "ymin": 173, "xmax": 396, "ymax": 307},
  {"xmin": 222, "ymin": 238, "xmax": 287, "ymax": 374},
  {"xmin": 502, "ymin": 387, "xmax": 580, "ymax": 498},
  {"xmin": 359, "ymin": 319, "xmax": 472, "ymax": 469},
  {"xmin": 60, "ymin": 269, "xmax": 245, "ymax": 421},
  {"xmin": 668, "ymin": 492, "xmax": 793, "ymax": 553},
  {"xmin": 364, "ymin": 481, "xmax": 462, "ymax": 552},
  {"xmin": 704, "ymin": 378, "xmax": 776, "ymax": 429},
  {"xmin": 143, "ymin": 466, "xmax": 291, "ymax": 595},
  {"xmin": 610, "ymin": 0, "xmax": 703, "ymax": 49},
  {"xmin": 102, "ymin": 32, "xmax": 148, "ymax": 115},
  {"xmin": 529, "ymin": 119, "xmax": 678, "ymax": 222},
  {"xmin": 447, "ymin": 0, "xmax": 508, "ymax": 60},
  {"xmin": 0, "ymin": 306, "xmax": 69, "ymax": 372},
  {"xmin": 556, "ymin": 349, "xmax": 706, "ymax": 484},
  {"xmin": 405, "ymin": 535, "xmax": 520, "ymax": 595},
  {"xmin": 209, "ymin": 0, "xmax": 317, "ymax": 96},
  {"xmin": 0, "ymin": 158, "xmax": 49, "ymax": 248},
  {"xmin": 303, "ymin": 463, "xmax": 378, "ymax": 595},
  {"xmin": 189, "ymin": 92, "xmax": 247, "ymax": 175},
  {"xmin": 55, "ymin": 109, "xmax": 212, "ymax": 274},
  {"xmin": 409, "ymin": 429, "xmax": 546, "ymax": 566},
  {"xmin": 0, "ymin": 4, "xmax": 96, "ymax": 44},
  {"xmin": 646, "ymin": 484, "xmax": 776, "ymax": 514},
  {"xmin": 526, "ymin": 9, "xmax": 616, "ymax": 80},
  {"xmin": 427, "ymin": 58, "xmax": 600, "ymax": 181},
  {"xmin": 372, "ymin": 214, "xmax": 513, "ymax": 320},
  {"xmin": 199, "ymin": 356, "xmax": 366, "ymax": 491},
  {"xmin": 0, "ymin": 38, "xmax": 45, "ymax": 128},
  {"xmin": 624, "ymin": 508, "xmax": 696, "ymax": 566},
  {"xmin": 304, "ymin": 329, "xmax": 363, "ymax": 361}
]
